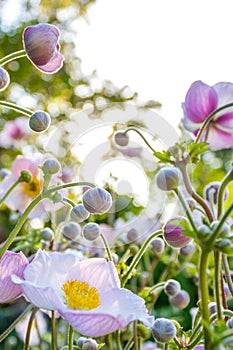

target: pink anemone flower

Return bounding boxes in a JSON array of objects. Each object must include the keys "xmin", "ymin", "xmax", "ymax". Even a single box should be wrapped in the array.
[
  {"xmin": 0, "ymin": 117, "xmax": 31, "ymax": 148},
  {"xmin": 0, "ymin": 251, "xmax": 28, "ymax": 303},
  {"xmin": 12, "ymin": 249, "xmax": 154, "ymax": 337},
  {"xmin": 0, "ymin": 155, "xmax": 64, "ymax": 219},
  {"xmin": 23, "ymin": 23, "xmax": 64, "ymax": 73},
  {"xmin": 182, "ymin": 80, "xmax": 233, "ymax": 150}
]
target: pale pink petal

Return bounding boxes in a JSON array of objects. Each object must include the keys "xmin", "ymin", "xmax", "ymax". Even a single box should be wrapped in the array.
[
  {"xmin": 183, "ymin": 81, "xmax": 218, "ymax": 123},
  {"xmin": 213, "ymin": 82, "xmax": 233, "ymax": 106},
  {"xmin": 11, "ymin": 156, "xmax": 34, "ymax": 177},
  {"xmin": 77, "ymin": 258, "xmax": 120, "ymax": 293},
  {"xmin": 206, "ymin": 125, "xmax": 233, "ymax": 150},
  {"xmin": 216, "ymin": 113, "xmax": 233, "ymax": 132},
  {"xmin": 0, "ymin": 251, "xmax": 28, "ymax": 303},
  {"xmin": 37, "ymin": 53, "xmax": 64, "ymax": 73}
]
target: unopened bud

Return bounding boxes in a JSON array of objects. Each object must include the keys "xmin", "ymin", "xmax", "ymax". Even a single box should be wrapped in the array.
[
  {"xmin": 61, "ymin": 222, "xmax": 81, "ymax": 241},
  {"xmin": 0, "ymin": 168, "xmax": 10, "ymax": 179},
  {"xmin": 227, "ymin": 317, "xmax": 233, "ymax": 329},
  {"xmin": 76, "ymin": 337, "xmax": 87, "ymax": 347},
  {"xmin": 82, "ymin": 187, "xmax": 112, "ymax": 214},
  {"xmin": 19, "ymin": 170, "xmax": 32, "ymax": 183},
  {"xmin": 51, "ymin": 192, "xmax": 63, "ymax": 203},
  {"xmin": 204, "ymin": 181, "xmax": 228, "ymax": 204},
  {"xmin": 127, "ymin": 228, "xmax": 139, "ymax": 242},
  {"xmin": 164, "ymin": 279, "xmax": 181, "ymax": 297},
  {"xmin": 40, "ymin": 227, "xmax": 54, "ymax": 241},
  {"xmin": 136, "ymin": 323, "xmax": 151, "ymax": 339},
  {"xmin": 197, "ymin": 224, "xmax": 212, "ymax": 240},
  {"xmin": 114, "ymin": 131, "xmax": 129, "ymax": 146},
  {"xmin": 42, "ymin": 158, "xmax": 61, "ymax": 174},
  {"xmin": 211, "ymin": 220, "xmax": 231, "ymax": 238},
  {"xmin": 151, "ymin": 237, "xmax": 165, "ymax": 255},
  {"xmin": 180, "ymin": 243, "xmax": 195, "ymax": 258},
  {"xmin": 82, "ymin": 339, "xmax": 98, "ymax": 350},
  {"xmin": 169, "ymin": 290, "xmax": 190, "ymax": 309},
  {"xmin": 82, "ymin": 223, "xmax": 101, "ymax": 241},
  {"xmin": 152, "ymin": 318, "xmax": 176, "ymax": 343},
  {"xmin": 156, "ymin": 167, "xmax": 182, "ymax": 191},
  {"xmin": 0, "ymin": 67, "xmax": 10, "ymax": 91},
  {"xmin": 29, "ymin": 110, "xmax": 51, "ymax": 132},
  {"xmin": 70, "ymin": 204, "xmax": 90, "ymax": 223},
  {"xmin": 163, "ymin": 217, "xmax": 192, "ymax": 248}
]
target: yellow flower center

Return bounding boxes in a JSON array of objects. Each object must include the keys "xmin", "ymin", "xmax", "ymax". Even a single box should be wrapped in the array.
[
  {"xmin": 22, "ymin": 176, "xmax": 43, "ymax": 197},
  {"xmin": 62, "ymin": 280, "xmax": 101, "ymax": 310}
]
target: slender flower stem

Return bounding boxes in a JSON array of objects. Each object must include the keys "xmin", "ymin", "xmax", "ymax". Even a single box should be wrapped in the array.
[
  {"xmin": 133, "ymin": 321, "xmax": 139, "ymax": 350},
  {"xmin": 194, "ymin": 102, "xmax": 233, "ymax": 144},
  {"xmin": 62, "ymin": 197, "xmax": 77, "ymax": 207},
  {"xmin": 174, "ymin": 188, "xmax": 198, "ymax": 234},
  {"xmin": 124, "ymin": 338, "xmax": 134, "ymax": 350},
  {"xmin": 0, "ymin": 179, "xmax": 21, "ymax": 206},
  {"xmin": 0, "ymin": 304, "xmax": 33, "ymax": 342},
  {"xmin": 217, "ymin": 167, "xmax": 233, "ymax": 217},
  {"xmin": 223, "ymin": 253, "xmax": 233, "ymax": 296},
  {"xmin": 121, "ymin": 230, "xmax": 162, "ymax": 287},
  {"xmin": 178, "ymin": 163, "xmax": 213, "ymax": 223},
  {"xmin": 100, "ymin": 232, "xmax": 113, "ymax": 262},
  {"xmin": 148, "ymin": 281, "xmax": 165, "ymax": 294},
  {"xmin": 51, "ymin": 311, "xmax": 57, "ymax": 350},
  {"xmin": 68, "ymin": 325, "xmax": 74, "ymax": 350},
  {"xmin": 0, "ymin": 49, "xmax": 27, "ymax": 66},
  {"xmin": 0, "ymin": 100, "xmax": 33, "ymax": 117},
  {"xmin": 116, "ymin": 330, "xmax": 123, "ymax": 350},
  {"xmin": 24, "ymin": 307, "xmax": 39, "ymax": 350},
  {"xmin": 214, "ymin": 250, "xmax": 223, "ymax": 320},
  {"xmin": 107, "ymin": 333, "xmax": 113, "ymax": 350},
  {"xmin": 199, "ymin": 248, "xmax": 211, "ymax": 349},
  {"xmin": 0, "ymin": 181, "xmax": 95, "ymax": 259},
  {"xmin": 124, "ymin": 127, "xmax": 157, "ymax": 153}
]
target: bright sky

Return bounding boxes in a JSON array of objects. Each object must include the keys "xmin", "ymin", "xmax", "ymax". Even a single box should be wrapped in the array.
[{"xmin": 76, "ymin": 0, "xmax": 233, "ymax": 128}]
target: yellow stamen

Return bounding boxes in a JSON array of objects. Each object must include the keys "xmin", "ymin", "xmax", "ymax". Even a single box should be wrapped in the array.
[
  {"xmin": 22, "ymin": 176, "xmax": 43, "ymax": 197},
  {"xmin": 62, "ymin": 280, "xmax": 101, "ymax": 310}
]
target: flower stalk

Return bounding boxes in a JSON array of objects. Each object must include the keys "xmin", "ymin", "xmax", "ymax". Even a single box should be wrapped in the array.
[{"xmin": 0, "ymin": 49, "xmax": 27, "ymax": 66}]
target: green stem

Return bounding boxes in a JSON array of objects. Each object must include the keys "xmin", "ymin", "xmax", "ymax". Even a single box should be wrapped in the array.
[
  {"xmin": 0, "ymin": 100, "xmax": 33, "ymax": 117},
  {"xmin": 0, "ymin": 179, "xmax": 21, "ymax": 206},
  {"xmin": 217, "ymin": 168, "xmax": 233, "ymax": 217},
  {"xmin": 174, "ymin": 188, "xmax": 198, "ymax": 233},
  {"xmin": 178, "ymin": 163, "xmax": 213, "ymax": 223},
  {"xmin": 62, "ymin": 197, "xmax": 77, "ymax": 207},
  {"xmin": 107, "ymin": 333, "xmax": 113, "ymax": 350},
  {"xmin": 68, "ymin": 325, "xmax": 74, "ymax": 350},
  {"xmin": 199, "ymin": 248, "xmax": 211, "ymax": 349},
  {"xmin": 121, "ymin": 230, "xmax": 162, "ymax": 287},
  {"xmin": 214, "ymin": 250, "xmax": 223, "ymax": 320},
  {"xmin": 194, "ymin": 102, "xmax": 233, "ymax": 144},
  {"xmin": 0, "ymin": 181, "xmax": 95, "ymax": 259},
  {"xmin": 124, "ymin": 338, "xmax": 133, "ymax": 350},
  {"xmin": 100, "ymin": 232, "xmax": 113, "ymax": 262},
  {"xmin": 148, "ymin": 281, "xmax": 165, "ymax": 294},
  {"xmin": 133, "ymin": 321, "xmax": 139, "ymax": 350},
  {"xmin": 0, "ymin": 304, "xmax": 33, "ymax": 342},
  {"xmin": 116, "ymin": 330, "xmax": 123, "ymax": 350},
  {"xmin": 24, "ymin": 307, "xmax": 39, "ymax": 350},
  {"xmin": 124, "ymin": 127, "xmax": 157, "ymax": 153},
  {"xmin": 51, "ymin": 311, "xmax": 57, "ymax": 350},
  {"xmin": 223, "ymin": 253, "xmax": 233, "ymax": 296},
  {"xmin": 0, "ymin": 49, "xmax": 27, "ymax": 66}
]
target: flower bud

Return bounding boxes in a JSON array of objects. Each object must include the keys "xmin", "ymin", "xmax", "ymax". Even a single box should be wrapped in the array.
[
  {"xmin": 152, "ymin": 318, "xmax": 176, "ymax": 343},
  {"xmin": 18, "ymin": 170, "xmax": 33, "ymax": 183},
  {"xmin": 127, "ymin": 228, "xmax": 139, "ymax": 242},
  {"xmin": 136, "ymin": 323, "xmax": 151, "ymax": 339},
  {"xmin": 204, "ymin": 181, "xmax": 228, "ymax": 204},
  {"xmin": 61, "ymin": 222, "xmax": 81, "ymax": 241},
  {"xmin": 163, "ymin": 217, "xmax": 192, "ymax": 248},
  {"xmin": 0, "ymin": 168, "xmax": 10, "ymax": 179},
  {"xmin": 51, "ymin": 192, "xmax": 63, "ymax": 203},
  {"xmin": 227, "ymin": 317, "xmax": 233, "ymax": 329},
  {"xmin": 151, "ymin": 237, "xmax": 165, "ymax": 255},
  {"xmin": 156, "ymin": 167, "xmax": 182, "ymax": 191},
  {"xmin": 180, "ymin": 243, "xmax": 195, "ymax": 258},
  {"xmin": 82, "ymin": 223, "xmax": 101, "ymax": 241},
  {"xmin": 215, "ymin": 238, "xmax": 233, "ymax": 254},
  {"xmin": 169, "ymin": 290, "xmax": 190, "ymax": 309},
  {"xmin": 76, "ymin": 337, "xmax": 87, "ymax": 347},
  {"xmin": 114, "ymin": 131, "xmax": 129, "ymax": 146},
  {"xmin": 197, "ymin": 224, "xmax": 212, "ymax": 240},
  {"xmin": 82, "ymin": 339, "xmax": 98, "ymax": 350},
  {"xmin": 187, "ymin": 199, "xmax": 196, "ymax": 211},
  {"xmin": 40, "ymin": 227, "xmax": 54, "ymax": 241},
  {"xmin": 82, "ymin": 187, "xmax": 112, "ymax": 214},
  {"xmin": 70, "ymin": 204, "xmax": 90, "ymax": 223},
  {"xmin": 29, "ymin": 111, "xmax": 51, "ymax": 132},
  {"xmin": 42, "ymin": 158, "xmax": 61, "ymax": 175},
  {"xmin": 0, "ymin": 67, "xmax": 10, "ymax": 91},
  {"xmin": 211, "ymin": 220, "xmax": 231, "ymax": 238},
  {"xmin": 164, "ymin": 279, "xmax": 181, "ymax": 297}
]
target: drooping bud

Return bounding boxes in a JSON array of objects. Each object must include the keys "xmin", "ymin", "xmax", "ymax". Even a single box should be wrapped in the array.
[
  {"xmin": 0, "ymin": 67, "xmax": 10, "ymax": 91},
  {"xmin": 151, "ymin": 237, "xmax": 165, "ymax": 255},
  {"xmin": 152, "ymin": 318, "xmax": 176, "ymax": 343},
  {"xmin": 204, "ymin": 181, "xmax": 228, "ymax": 204},
  {"xmin": 114, "ymin": 131, "xmax": 129, "ymax": 146},
  {"xmin": 156, "ymin": 167, "xmax": 182, "ymax": 191},
  {"xmin": 82, "ymin": 339, "xmax": 98, "ymax": 350},
  {"xmin": 18, "ymin": 170, "xmax": 33, "ymax": 183},
  {"xmin": 70, "ymin": 204, "xmax": 90, "ymax": 223},
  {"xmin": 29, "ymin": 111, "xmax": 51, "ymax": 132},
  {"xmin": 40, "ymin": 227, "xmax": 54, "ymax": 241},
  {"xmin": 169, "ymin": 290, "xmax": 190, "ymax": 309},
  {"xmin": 42, "ymin": 158, "xmax": 61, "ymax": 175},
  {"xmin": 82, "ymin": 187, "xmax": 112, "ymax": 214},
  {"xmin": 61, "ymin": 222, "xmax": 81, "ymax": 241},
  {"xmin": 197, "ymin": 224, "xmax": 212, "ymax": 240},
  {"xmin": 76, "ymin": 337, "xmax": 87, "ymax": 347},
  {"xmin": 51, "ymin": 192, "xmax": 63, "ymax": 203},
  {"xmin": 163, "ymin": 217, "xmax": 192, "ymax": 248},
  {"xmin": 164, "ymin": 279, "xmax": 181, "ymax": 297},
  {"xmin": 82, "ymin": 223, "xmax": 101, "ymax": 241}
]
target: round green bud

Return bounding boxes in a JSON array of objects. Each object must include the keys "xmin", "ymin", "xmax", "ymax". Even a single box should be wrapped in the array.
[{"xmin": 19, "ymin": 170, "xmax": 33, "ymax": 183}]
